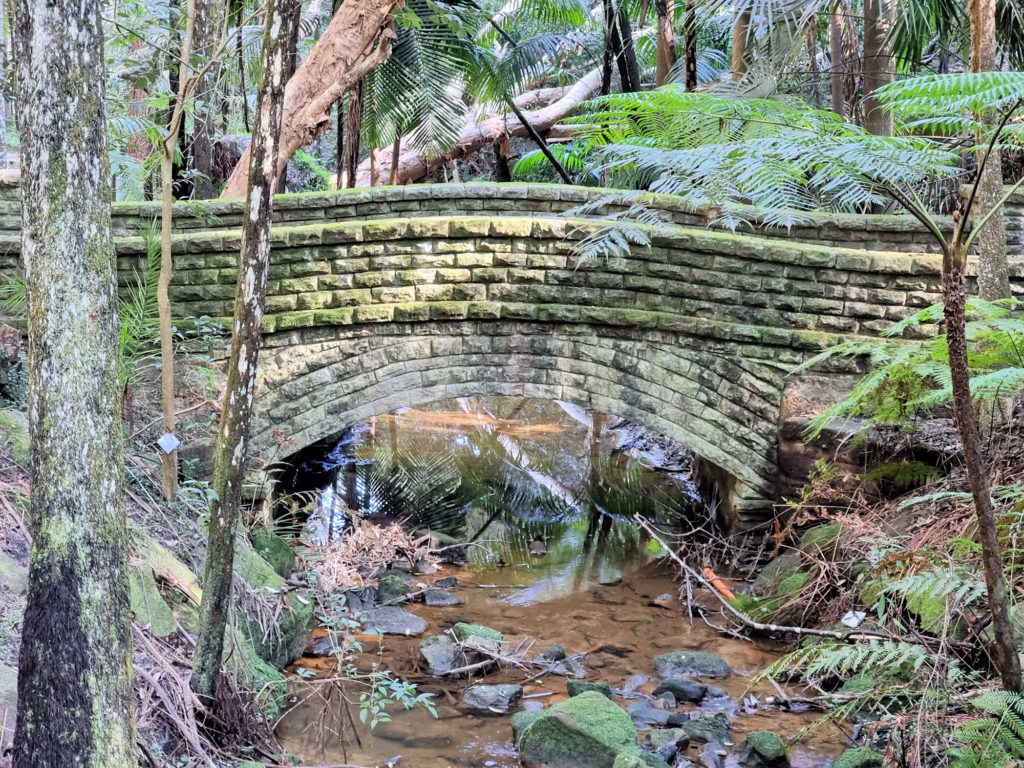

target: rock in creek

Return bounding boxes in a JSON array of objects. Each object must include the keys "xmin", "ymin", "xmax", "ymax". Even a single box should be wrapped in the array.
[
  {"xmin": 360, "ymin": 606, "xmax": 426, "ymax": 636},
  {"xmin": 568, "ymin": 680, "xmax": 614, "ymax": 699},
  {"xmin": 452, "ymin": 622, "xmax": 503, "ymax": 651},
  {"xmin": 376, "ymin": 573, "xmax": 412, "ymax": 604},
  {"xmin": 423, "ymin": 588, "xmax": 461, "ymax": 607},
  {"xmin": 627, "ymin": 701, "xmax": 670, "ymax": 728},
  {"xmin": 652, "ymin": 678, "xmax": 709, "ymax": 703},
  {"xmin": 461, "ymin": 683, "xmax": 523, "ymax": 713},
  {"xmin": 731, "ymin": 731, "xmax": 789, "ymax": 768},
  {"xmin": 653, "ymin": 651, "xmax": 730, "ymax": 680},
  {"xmin": 517, "ymin": 691, "xmax": 647, "ymax": 768},
  {"xmin": 435, "ymin": 576, "xmax": 458, "ymax": 589},
  {"xmin": 420, "ymin": 634, "xmax": 457, "ymax": 675}
]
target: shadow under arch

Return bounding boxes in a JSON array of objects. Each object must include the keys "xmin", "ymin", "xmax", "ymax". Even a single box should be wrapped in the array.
[{"xmin": 250, "ymin": 320, "xmax": 788, "ymax": 529}]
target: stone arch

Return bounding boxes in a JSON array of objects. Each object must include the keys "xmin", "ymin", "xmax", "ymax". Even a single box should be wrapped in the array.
[{"xmin": 251, "ymin": 320, "xmax": 789, "ymax": 528}]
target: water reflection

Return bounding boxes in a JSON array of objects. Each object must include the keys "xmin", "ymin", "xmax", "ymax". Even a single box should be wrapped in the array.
[{"xmin": 277, "ymin": 397, "xmax": 712, "ymax": 603}]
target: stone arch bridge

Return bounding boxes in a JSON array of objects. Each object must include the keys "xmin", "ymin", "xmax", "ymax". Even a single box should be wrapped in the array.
[{"xmin": 4, "ymin": 180, "xmax": 1019, "ymax": 527}]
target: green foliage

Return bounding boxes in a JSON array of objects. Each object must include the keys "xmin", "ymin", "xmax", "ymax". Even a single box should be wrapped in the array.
[
  {"xmin": 118, "ymin": 224, "xmax": 162, "ymax": 389},
  {"xmin": 292, "ymin": 149, "xmax": 331, "ymax": 191},
  {"xmin": 950, "ymin": 691, "xmax": 1024, "ymax": 768},
  {"xmin": 0, "ymin": 275, "xmax": 26, "ymax": 318},
  {"xmin": 795, "ymin": 299, "xmax": 1024, "ymax": 439}
]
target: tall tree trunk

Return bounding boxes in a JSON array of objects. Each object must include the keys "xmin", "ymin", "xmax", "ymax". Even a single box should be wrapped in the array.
[
  {"xmin": 682, "ymin": 0, "xmax": 697, "ymax": 90},
  {"xmin": 601, "ymin": 0, "xmax": 614, "ymax": 95},
  {"xmin": 654, "ymin": 0, "xmax": 675, "ymax": 87},
  {"xmin": 234, "ymin": 0, "xmax": 250, "ymax": 132},
  {"xmin": 369, "ymin": 146, "xmax": 380, "ymax": 186},
  {"xmin": 335, "ymin": 99, "xmax": 345, "ymax": 187},
  {"xmin": 220, "ymin": 0, "xmax": 397, "ymax": 197},
  {"xmin": 13, "ymin": 0, "xmax": 136, "ymax": 763},
  {"xmin": 614, "ymin": 6, "xmax": 641, "ymax": 92},
  {"xmin": 344, "ymin": 80, "xmax": 363, "ymax": 188},
  {"xmin": 731, "ymin": 4, "xmax": 750, "ymax": 81},
  {"xmin": 829, "ymin": 0, "xmax": 846, "ymax": 117},
  {"xmin": 943, "ymin": 239, "xmax": 1022, "ymax": 690},
  {"xmin": 0, "ymin": 18, "xmax": 6, "ymax": 168},
  {"xmin": 970, "ymin": 0, "xmax": 1011, "ymax": 299},
  {"xmin": 862, "ymin": 0, "xmax": 893, "ymax": 136},
  {"xmin": 389, "ymin": 134, "xmax": 401, "ymax": 184},
  {"xmin": 191, "ymin": 0, "xmax": 227, "ymax": 199},
  {"xmin": 191, "ymin": 0, "xmax": 298, "ymax": 701},
  {"xmin": 158, "ymin": 0, "xmax": 197, "ymax": 501}
]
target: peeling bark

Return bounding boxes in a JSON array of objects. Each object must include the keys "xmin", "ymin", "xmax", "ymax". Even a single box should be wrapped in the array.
[
  {"xmin": 220, "ymin": 0, "xmax": 398, "ymax": 198},
  {"xmin": 731, "ymin": 5, "xmax": 750, "ymax": 81},
  {"xmin": 191, "ymin": 0, "xmax": 299, "ymax": 701},
  {"xmin": 654, "ymin": 0, "xmax": 675, "ymax": 87},
  {"xmin": 13, "ymin": 0, "xmax": 136, "ymax": 762}
]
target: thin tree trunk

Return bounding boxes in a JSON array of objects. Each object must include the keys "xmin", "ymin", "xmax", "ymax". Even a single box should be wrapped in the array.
[
  {"xmin": 158, "ymin": 0, "xmax": 197, "ymax": 501},
  {"xmin": 344, "ymin": 80, "xmax": 363, "ymax": 188},
  {"xmin": 235, "ymin": 0, "xmax": 250, "ymax": 132},
  {"xmin": 191, "ymin": 0, "xmax": 298, "ymax": 701},
  {"xmin": 335, "ymin": 99, "xmax": 345, "ymax": 187},
  {"xmin": 191, "ymin": 0, "xmax": 228, "ymax": 199},
  {"xmin": 0, "ymin": 18, "xmax": 6, "ymax": 168},
  {"xmin": 220, "ymin": 0, "xmax": 397, "ymax": 197},
  {"xmin": 389, "ymin": 134, "xmax": 400, "ymax": 184},
  {"xmin": 654, "ymin": 0, "xmax": 675, "ymax": 87},
  {"xmin": 601, "ymin": 0, "xmax": 614, "ymax": 95},
  {"xmin": 683, "ymin": 0, "xmax": 697, "ymax": 90},
  {"xmin": 943, "ymin": 241, "xmax": 1022, "ymax": 691},
  {"xmin": 829, "ymin": 0, "xmax": 845, "ymax": 117},
  {"xmin": 731, "ymin": 5, "xmax": 750, "ymax": 81},
  {"xmin": 13, "ymin": 0, "xmax": 136, "ymax": 763},
  {"xmin": 369, "ymin": 146, "xmax": 379, "ymax": 186},
  {"xmin": 862, "ymin": 0, "xmax": 893, "ymax": 136},
  {"xmin": 970, "ymin": 0, "xmax": 1011, "ymax": 299}
]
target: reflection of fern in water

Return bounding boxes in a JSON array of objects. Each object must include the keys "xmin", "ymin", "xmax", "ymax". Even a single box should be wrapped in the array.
[{"xmin": 951, "ymin": 691, "xmax": 1024, "ymax": 768}]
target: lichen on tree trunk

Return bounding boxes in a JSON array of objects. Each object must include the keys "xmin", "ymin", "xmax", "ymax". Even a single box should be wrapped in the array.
[
  {"xmin": 12, "ymin": 0, "xmax": 137, "ymax": 762},
  {"xmin": 192, "ymin": 0, "xmax": 300, "ymax": 701}
]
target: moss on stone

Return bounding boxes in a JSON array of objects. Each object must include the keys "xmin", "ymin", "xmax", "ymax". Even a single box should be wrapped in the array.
[
  {"xmin": 128, "ymin": 564, "xmax": 178, "ymax": 638},
  {"xmin": 777, "ymin": 570, "xmax": 812, "ymax": 597},
  {"xmin": 743, "ymin": 731, "xmax": 786, "ymax": 760},
  {"xmin": 751, "ymin": 552, "xmax": 803, "ymax": 597},
  {"xmin": 250, "ymin": 528, "xmax": 295, "ymax": 579},
  {"xmin": 831, "ymin": 748, "xmax": 884, "ymax": 768},
  {"xmin": 799, "ymin": 524, "xmax": 843, "ymax": 555},
  {"xmin": 0, "ymin": 409, "xmax": 29, "ymax": 469},
  {"xmin": 517, "ymin": 691, "xmax": 638, "ymax": 768},
  {"xmin": 452, "ymin": 622, "xmax": 502, "ymax": 645}
]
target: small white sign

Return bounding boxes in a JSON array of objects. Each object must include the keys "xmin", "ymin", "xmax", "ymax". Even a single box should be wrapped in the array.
[
  {"xmin": 157, "ymin": 433, "xmax": 181, "ymax": 455},
  {"xmin": 841, "ymin": 610, "xmax": 867, "ymax": 628}
]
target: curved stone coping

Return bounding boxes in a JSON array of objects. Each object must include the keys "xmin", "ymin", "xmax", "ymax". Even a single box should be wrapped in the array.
[{"xmin": 98, "ymin": 182, "xmax": 949, "ymax": 253}]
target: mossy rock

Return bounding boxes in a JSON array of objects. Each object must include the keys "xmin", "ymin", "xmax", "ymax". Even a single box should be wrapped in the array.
[
  {"xmin": 0, "ymin": 409, "xmax": 28, "ymax": 468},
  {"xmin": 799, "ymin": 524, "xmax": 843, "ymax": 557},
  {"xmin": 452, "ymin": 622, "xmax": 502, "ymax": 650},
  {"xmin": 517, "ymin": 691, "xmax": 637, "ymax": 768},
  {"xmin": 0, "ymin": 663, "xmax": 16, "ymax": 728},
  {"xmin": 733, "ymin": 731, "xmax": 788, "ymax": 767},
  {"xmin": 251, "ymin": 528, "xmax": 296, "ymax": 579},
  {"xmin": 612, "ymin": 752, "xmax": 671, "ymax": 768},
  {"xmin": 377, "ymin": 572, "xmax": 411, "ymax": 603},
  {"xmin": 512, "ymin": 708, "xmax": 545, "ymax": 738},
  {"xmin": 568, "ymin": 680, "xmax": 614, "ymax": 699},
  {"xmin": 129, "ymin": 563, "xmax": 178, "ymax": 638},
  {"xmin": 226, "ymin": 625, "xmax": 288, "ymax": 722},
  {"xmin": 831, "ymin": 748, "xmax": 884, "ymax": 768},
  {"xmin": 751, "ymin": 552, "xmax": 803, "ymax": 597},
  {"xmin": 643, "ymin": 728, "xmax": 684, "ymax": 750},
  {"xmin": 777, "ymin": 570, "xmax": 812, "ymax": 597},
  {"xmin": 674, "ymin": 714, "xmax": 730, "ymax": 744},
  {"xmin": 233, "ymin": 536, "xmax": 315, "ymax": 670}
]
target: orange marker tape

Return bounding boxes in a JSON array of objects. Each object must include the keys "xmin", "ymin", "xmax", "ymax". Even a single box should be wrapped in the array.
[{"xmin": 702, "ymin": 567, "xmax": 736, "ymax": 602}]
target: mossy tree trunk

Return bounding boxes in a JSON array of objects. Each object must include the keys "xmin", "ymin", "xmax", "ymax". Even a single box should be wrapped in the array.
[
  {"xmin": 969, "ymin": 0, "xmax": 1011, "ymax": 300},
  {"xmin": 12, "ymin": 0, "xmax": 136, "ymax": 761},
  {"xmin": 191, "ymin": 0, "xmax": 300, "ymax": 702}
]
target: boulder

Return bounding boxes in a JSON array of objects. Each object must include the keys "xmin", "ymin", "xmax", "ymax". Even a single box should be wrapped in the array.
[
  {"xmin": 360, "ymin": 606, "xmax": 427, "ymax": 636},
  {"xmin": 128, "ymin": 563, "xmax": 177, "ymax": 638},
  {"xmin": 461, "ymin": 683, "xmax": 523, "ymax": 713},
  {"xmin": 435, "ymin": 576, "xmax": 458, "ymax": 588},
  {"xmin": 251, "ymin": 528, "xmax": 296, "ymax": 579},
  {"xmin": 670, "ymin": 713, "xmax": 730, "ymax": 744},
  {"xmin": 377, "ymin": 573, "xmax": 412, "ymax": 603},
  {"xmin": 517, "ymin": 691, "xmax": 638, "ymax": 768},
  {"xmin": 653, "ymin": 651, "xmax": 730, "ymax": 680},
  {"xmin": 643, "ymin": 728, "xmax": 684, "ymax": 750},
  {"xmin": 423, "ymin": 589, "xmax": 461, "ymax": 607},
  {"xmin": 732, "ymin": 731, "xmax": 788, "ymax": 767},
  {"xmin": 751, "ymin": 552, "xmax": 803, "ymax": 597},
  {"xmin": 832, "ymin": 748, "xmax": 884, "ymax": 768},
  {"xmin": 799, "ymin": 524, "xmax": 843, "ymax": 557},
  {"xmin": 627, "ymin": 702, "xmax": 670, "ymax": 728},
  {"xmin": 569, "ymin": 680, "xmax": 614, "ymax": 699},
  {"xmin": 452, "ymin": 622, "xmax": 502, "ymax": 651},
  {"xmin": 543, "ymin": 644, "xmax": 567, "ymax": 661},
  {"xmin": 512, "ymin": 708, "xmax": 545, "ymax": 738},
  {"xmin": 420, "ymin": 634, "xmax": 457, "ymax": 675},
  {"xmin": 612, "ymin": 753, "xmax": 671, "ymax": 768}
]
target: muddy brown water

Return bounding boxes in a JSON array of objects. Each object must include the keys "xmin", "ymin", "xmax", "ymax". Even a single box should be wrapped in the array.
[{"xmin": 277, "ymin": 561, "xmax": 848, "ymax": 767}]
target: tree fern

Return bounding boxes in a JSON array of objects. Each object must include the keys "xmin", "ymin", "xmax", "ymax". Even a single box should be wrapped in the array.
[{"xmin": 951, "ymin": 691, "xmax": 1024, "ymax": 768}]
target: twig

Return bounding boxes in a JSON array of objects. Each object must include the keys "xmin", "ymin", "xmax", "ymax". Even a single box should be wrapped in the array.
[{"xmin": 130, "ymin": 399, "xmax": 218, "ymax": 440}]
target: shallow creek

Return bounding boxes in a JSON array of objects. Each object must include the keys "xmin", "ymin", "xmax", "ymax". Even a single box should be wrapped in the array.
[{"xmin": 274, "ymin": 398, "xmax": 848, "ymax": 767}]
